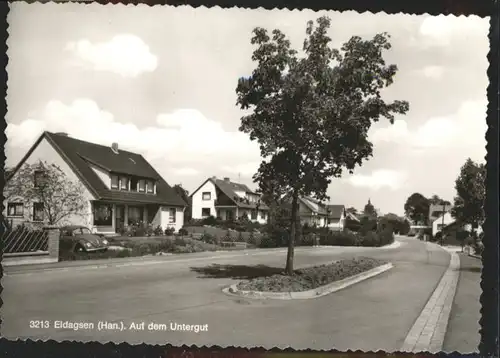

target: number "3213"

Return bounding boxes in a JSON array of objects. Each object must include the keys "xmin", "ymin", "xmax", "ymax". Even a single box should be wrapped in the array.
[{"xmin": 29, "ymin": 320, "xmax": 50, "ymax": 329}]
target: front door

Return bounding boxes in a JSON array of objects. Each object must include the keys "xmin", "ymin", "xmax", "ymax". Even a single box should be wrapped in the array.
[{"xmin": 115, "ymin": 205, "xmax": 125, "ymax": 233}]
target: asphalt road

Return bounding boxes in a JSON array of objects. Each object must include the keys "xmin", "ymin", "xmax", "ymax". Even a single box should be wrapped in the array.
[{"xmin": 2, "ymin": 236, "xmax": 451, "ymax": 351}]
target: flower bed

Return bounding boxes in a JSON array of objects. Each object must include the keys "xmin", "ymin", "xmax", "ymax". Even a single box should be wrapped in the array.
[{"xmin": 236, "ymin": 257, "xmax": 387, "ymax": 292}]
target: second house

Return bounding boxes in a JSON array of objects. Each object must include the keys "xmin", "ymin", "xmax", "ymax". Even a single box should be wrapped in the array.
[{"xmin": 190, "ymin": 176, "xmax": 269, "ymax": 224}]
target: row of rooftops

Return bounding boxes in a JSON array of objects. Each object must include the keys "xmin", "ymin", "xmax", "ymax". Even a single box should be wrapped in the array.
[{"xmin": 6, "ymin": 131, "xmax": 345, "ymax": 214}]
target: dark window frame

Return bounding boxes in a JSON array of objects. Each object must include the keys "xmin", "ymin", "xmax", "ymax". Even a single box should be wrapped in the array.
[
  {"xmin": 146, "ymin": 180, "xmax": 154, "ymax": 194},
  {"xmin": 7, "ymin": 202, "xmax": 24, "ymax": 217},
  {"xmin": 202, "ymin": 192, "xmax": 211, "ymax": 200},
  {"xmin": 34, "ymin": 170, "xmax": 45, "ymax": 188},
  {"xmin": 111, "ymin": 175, "xmax": 119, "ymax": 189},
  {"xmin": 33, "ymin": 202, "xmax": 45, "ymax": 222},
  {"xmin": 138, "ymin": 179, "xmax": 146, "ymax": 192},
  {"xmin": 93, "ymin": 203, "xmax": 113, "ymax": 226},
  {"xmin": 169, "ymin": 208, "xmax": 176, "ymax": 223},
  {"xmin": 201, "ymin": 208, "xmax": 211, "ymax": 217}
]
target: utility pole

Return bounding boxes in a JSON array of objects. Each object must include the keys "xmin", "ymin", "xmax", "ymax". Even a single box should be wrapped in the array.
[{"xmin": 441, "ymin": 202, "xmax": 446, "ymax": 246}]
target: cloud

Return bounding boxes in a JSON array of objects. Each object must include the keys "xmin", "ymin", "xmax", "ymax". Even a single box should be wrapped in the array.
[
  {"xmin": 347, "ymin": 170, "xmax": 408, "ymax": 191},
  {"xmin": 419, "ymin": 65, "xmax": 445, "ymax": 79},
  {"xmin": 66, "ymin": 34, "xmax": 158, "ymax": 77},
  {"xmin": 370, "ymin": 99, "xmax": 487, "ymax": 153},
  {"xmin": 418, "ymin": 15, "xmax": 488, "ymax": 47},
  {"xmin": 6, "ymin": 99, "xmax": 261, "ymax": 178},
  {"xmin": 221, "ymin": 161, "xmax": 261, "ymax": 177},
  {"xmin": 172, "ymin": 167, "xmax": 200, "ymax": 176}
]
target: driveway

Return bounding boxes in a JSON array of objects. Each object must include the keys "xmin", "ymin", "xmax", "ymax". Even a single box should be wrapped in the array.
[{"xmin": 2, "ymin": 236, "xmax": 451, "ymax": 351}]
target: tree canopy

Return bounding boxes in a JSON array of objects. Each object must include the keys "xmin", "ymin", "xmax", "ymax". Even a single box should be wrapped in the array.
[
  {"xmin": 429, "ymin": 194, "xmax": 451, "ymax": 206},
  {"xmin": 451, "ymin": 158, "xmax": 485, "ymax": 236},
  {"xmin": 236, "ymin": 16, "xmax": 409, "ymax": 274},
  {"xmin": 404, "ymin": 192, "xmax": 430, "ymax": 225},
  {"xmin": 4, "ymin": 160, "xmax": 88, "ymax": 226}
]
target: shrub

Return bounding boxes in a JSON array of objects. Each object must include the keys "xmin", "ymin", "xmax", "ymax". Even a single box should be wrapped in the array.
[
  {"xmin": 153, "ymin": 225, "xmax": 163, "ymax": 236},
  {"xmin": 237, "ymin": 231, "xmax": 244, "ymax": 242},
  {"xmin": 223, "ymin": 229, "xmax": 233, "ymax": 242},
  {"xmin": 201, "ymin": 215, "xmax": 218, "ymax": 226},
  {"xmin": 174, "ymin": 236, "xmax": 187, "ymax": 246},
  {"xmin": 300, "ymin": 232, "xmax": 316, "ymax": 246},
  {"xmin": 201, "ymin": 232, "xmax": 219, "ymax": 245},
  {"xmin": 178, "ymin": 227, "xmax": 188, "ymax": 236},
  {"xmin": 164, "ymin": 227, "xmax": 175, "ymax": 236},
  {"xmin": 319, "ymin": 230, "xmax": 358, "ymax": 246},
  {"xmin": 247, "ymin": 230, "xmax": 261, "ymax": 247},
  {"xmin": 157, "ymin": 240, "xmax": 175, "ymax": 252}
]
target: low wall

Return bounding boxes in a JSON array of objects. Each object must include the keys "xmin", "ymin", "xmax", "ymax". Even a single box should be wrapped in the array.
[{"xmin": 2, "ymin": 226, "xmax": 60, "ymax": 267}]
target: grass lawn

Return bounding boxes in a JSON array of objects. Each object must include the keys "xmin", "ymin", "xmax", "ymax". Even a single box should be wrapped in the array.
[{"xmin": 236, "ymin": 257, "xmax": 388, "ymax": 292}]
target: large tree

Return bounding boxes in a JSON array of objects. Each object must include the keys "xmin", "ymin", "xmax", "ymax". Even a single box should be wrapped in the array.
[
  {"xmin": 173, "ymin": 184, "xmax": 191, "ymax": 222},
  {"xmin": 429, "ymin": 194, "xmax": 451, "ymax": 206},
  {"xmin": 451, "ymin": 158, "xmax": 486, "ymax": 241},
  {"xmin": 4, "ymin": 160, "xmax": 88, "ymax": 226},
  {"xmin": 236, "ymin": 16, "xmax": 409, "ymax": 274},
  {"xmin": 404, "ymin": 193, "xmax": 430, "ymax": 225}
]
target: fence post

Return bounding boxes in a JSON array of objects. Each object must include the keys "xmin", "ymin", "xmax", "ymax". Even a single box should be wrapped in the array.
[{"xmin": 44, "ymin": 226, "xmax": 60, "ymax": 261}]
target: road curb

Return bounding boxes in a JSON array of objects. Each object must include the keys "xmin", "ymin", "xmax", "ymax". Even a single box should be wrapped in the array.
[
  {"xmin": 400, "ymin": 251, "xmax": 460, "ymax": 353},
  {"xmin": 222, "ymin": 262, "xmax": 394, "ymax": 300}
]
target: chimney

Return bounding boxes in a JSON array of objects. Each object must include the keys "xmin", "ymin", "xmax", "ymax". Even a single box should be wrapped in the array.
[
  {"xmin": 55, "ymin": 132, "xmax": 68, "ymax": 137},
  {"xmin": 224, "ymin": 177, "xmax": 230, "ymax": 182},
  {"xmin": 211, "ymin": 176, "xmax": 217, "ymax": 180},
  {"xmin": 111, "ymin": 142, "xmax": 119, "ymax": 153}
]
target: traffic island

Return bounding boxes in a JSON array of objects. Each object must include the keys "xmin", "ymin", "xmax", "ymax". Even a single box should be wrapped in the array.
[{"xmin": 222, "ymin": 257, "xmax": 393, "ymax": 300}]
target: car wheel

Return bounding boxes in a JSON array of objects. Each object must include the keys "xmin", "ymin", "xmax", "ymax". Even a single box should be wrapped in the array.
[{"xmin": 74, "ymin": 244, "xmax": 85, "ymax": 253}]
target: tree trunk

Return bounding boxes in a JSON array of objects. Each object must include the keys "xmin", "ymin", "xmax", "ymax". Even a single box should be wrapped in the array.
[{"xmin": 285, "ymin": 191, "xmax": 299, "ymax": 275}]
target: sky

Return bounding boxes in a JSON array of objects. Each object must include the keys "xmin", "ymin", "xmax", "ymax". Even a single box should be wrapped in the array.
[{"xmin": 6, "ymin": 3, "xmax": 489, "ymax": 216}]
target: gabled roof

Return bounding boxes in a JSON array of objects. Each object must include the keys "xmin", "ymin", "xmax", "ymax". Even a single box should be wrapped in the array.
[
  {"xmin": 191, "ymin": 177, "xmax": 269, "ymax": 210},
  {"xmin": 326, "ymin": 204, "xmax": 346, "ymax": 219},
  {"xmin": 7, "ymin": 131, "xmax": 186, "ymax": 207}
]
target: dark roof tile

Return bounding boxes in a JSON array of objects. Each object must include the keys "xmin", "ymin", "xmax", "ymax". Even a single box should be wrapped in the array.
[{"xmin": 37, "ymin": 132, "xmax": 186, "ymax": 207}]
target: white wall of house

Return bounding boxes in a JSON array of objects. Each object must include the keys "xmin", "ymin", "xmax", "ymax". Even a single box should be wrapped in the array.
[
  {"xmin": 89, "ymin": 164, "xmax": 111, "ymax": 189},
  {"xmin": 432, "ymin": 212, "xmax": 455, "ymax": 236},
  {"xmin": 160, "ymin": 206, "xmax": 184, "ymax": 232},
  {"xmin": 3, "ymin": 137, "xmax": 95, "ymax": 229},
  {"xmin": 191, "ymin": 180, "xmax": 217, "ymax": 219}
]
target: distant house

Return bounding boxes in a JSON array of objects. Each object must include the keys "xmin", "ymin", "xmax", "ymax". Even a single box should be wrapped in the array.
[
  {"xmin": 189, "ymin": 176, "xmax": 269, "ymax": 224},
  {"xmin": 285, "ymin": 196, "xmax": 346, "ymax": 231},
  {"xmin": 432, "ymin": 211, "xmax": 455, "ymax": 237},
  {"xmin": 429, "ymin": 203, "xmax": 453, "ymax": 224},
  {"xmin": 3, "ymin": 131, "xmax": 187, "ymax": 234}
]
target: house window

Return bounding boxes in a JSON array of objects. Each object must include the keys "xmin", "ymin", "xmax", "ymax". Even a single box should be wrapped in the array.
[
  {"xmin": 169, "ymin": 208, "xmax": 176, "ymax": 223},
  {"xmin": 7, "ymin": 202, "xmax": 24, "ymax": 217},
  {"xmin": 201, "ymin": 208, "xmax": 211, "ymax": 217},
  {"xmin": 111, "ymin": 175, "xmax": 119, "ymax": 189},
  {"xmin": 260, "ymin": 211, "xmax": 266, "ymax": 220},
  {"xmin": 251, "ymin": 209, "xmax": 257, "ymax": 220},
  {"xmin": 138, "ymin": 179, "xmax": 146, "ymax": 192},
  {"xmin": 202, "ymin": 192, "xmax": 211, "ymax": 200},
  {"xmin": 33, "ymin": 202, "xmax": 44, "ymax": 222},
  {"xmin": 34, "ymin": 170, "xmax": 45, "ymax": 188},
  {"xmin": 120, "ymin": 176, "xmax": 129, "ymax": 190},
  {"xmin": 93, "ymin": 203, "xmax": 112, "ymax": 226},
  {"xmin": 146, "ymin": 180, "xmax": 154, "ymax": 193},
  {"xmin": 128, "ymin": 206, "xmax": 144, "ymax": 226},
  {"xmin": 130, "ymin": 178, "xmax": 138, "ymax": 191},
  {"xmin": 226, "ymin": 210, "xmax": 233, "ymax": 221}
]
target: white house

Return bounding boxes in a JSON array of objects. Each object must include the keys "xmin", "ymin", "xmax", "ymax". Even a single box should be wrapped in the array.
[
  {"xmin": 286, "ymin": 196, "xmax": 346, "ymax": 231},
  {"xmin": 432, "ymin": 211, "xmax": 456, "ymax": 237},
  {"xmin": 190, "ymin": 176, "xmax": 269, "ymax": 224},
  {"xmin": 3, "ymin": 131, "xmax": 187, "ymax": 234}
]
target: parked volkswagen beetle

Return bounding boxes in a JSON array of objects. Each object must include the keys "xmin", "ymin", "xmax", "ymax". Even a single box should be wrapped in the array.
[{"xmin": 59, "ymin": 225, "xmax": 109, "ymax": 253}]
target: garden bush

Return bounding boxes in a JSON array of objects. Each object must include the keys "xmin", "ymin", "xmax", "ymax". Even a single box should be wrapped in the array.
[
  {"xmin": 153, "ymin": 225, "xmax": 163, "ymax": 236},
  {"xmin": 164, "ymin": 227, "xmax": 175, "ymax": 236},
  {"xmin": 201, "ymin": 232, "xmax": 220, "ymax": 245},
  {"xmin": 178, "ymin": 227, "xmax": 189, "ymax": 236}
]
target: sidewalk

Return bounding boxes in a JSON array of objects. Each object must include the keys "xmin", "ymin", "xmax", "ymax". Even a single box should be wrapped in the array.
[{"xmin": 442, "ymin": 253, "xmax": 482, "ymax": 353}]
